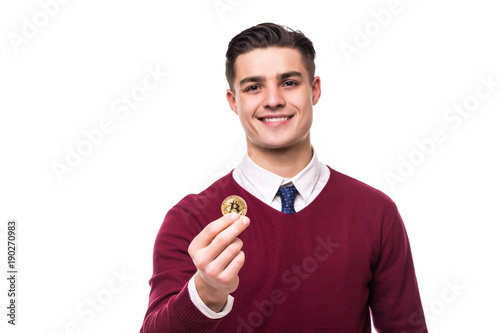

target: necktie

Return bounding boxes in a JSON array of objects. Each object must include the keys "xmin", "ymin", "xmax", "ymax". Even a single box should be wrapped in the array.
[{"xmin": 277, "ymin": 185, "xmax": 299, "ymax": 214}]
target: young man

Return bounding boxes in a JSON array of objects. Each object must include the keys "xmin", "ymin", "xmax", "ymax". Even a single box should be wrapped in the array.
[{"xmin": 140, "ymin": 23, "xmax": 427, "ymax": 332}]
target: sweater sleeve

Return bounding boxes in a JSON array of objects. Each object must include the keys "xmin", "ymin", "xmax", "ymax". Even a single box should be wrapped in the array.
[
  {"xmin": 368, "ymin": 210, "xmax": 428, "ymax": 333},
  {"xmin": 140, "ymin": 206, "xmax": 223, "ymax": 333}
]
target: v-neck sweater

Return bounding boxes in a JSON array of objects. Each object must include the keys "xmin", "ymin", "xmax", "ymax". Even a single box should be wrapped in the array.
[{"xmin": 140, "ymin": 167, "xmax": 427, "ymax": 332}]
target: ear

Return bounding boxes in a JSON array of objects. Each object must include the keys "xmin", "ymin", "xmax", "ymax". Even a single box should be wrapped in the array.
[
  {"xmin": 311, "ymin": 76, "xmax": 321, "ymax": 105},
  {"xmin": 226, "ymin": 89, "xmax": 238, "ymax": 115}
]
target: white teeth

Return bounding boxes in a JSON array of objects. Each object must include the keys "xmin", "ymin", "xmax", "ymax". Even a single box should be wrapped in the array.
[{"xmin": 262, "ymin": 116, "xmax": 290, "ymax": 122}]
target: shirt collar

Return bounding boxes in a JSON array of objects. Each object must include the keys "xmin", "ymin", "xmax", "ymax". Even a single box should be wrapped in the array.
[{"xmin": 239, "ymin": 147, "xmax": 322, "ymax": 205}]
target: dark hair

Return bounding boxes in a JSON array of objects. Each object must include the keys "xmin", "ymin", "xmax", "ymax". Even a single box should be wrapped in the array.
[{"xmin": 225, "ymin": 22, "xmax": 316, "ymax": 91}]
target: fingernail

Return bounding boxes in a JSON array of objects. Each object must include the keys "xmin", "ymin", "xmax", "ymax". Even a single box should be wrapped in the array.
[
  {"xmin": 242, "ymin": 216, "xmax": 250, "ymax": 225},
  {"xmin": 230, "ymin": 212, "xmax": 239, "ymax": 220}
]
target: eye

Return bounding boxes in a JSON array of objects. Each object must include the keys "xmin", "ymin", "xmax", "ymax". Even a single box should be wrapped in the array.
[
  {"xmin": 283, "ymin": 80, "xmax": 297, "ymax": 87},
  {"xmin": 244, "ymin": 85, "xmax": 260, "ymax": 92}
]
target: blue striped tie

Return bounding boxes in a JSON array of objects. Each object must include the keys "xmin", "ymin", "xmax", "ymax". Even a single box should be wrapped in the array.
[{"xmin": 277, "ymin": 185, "xmax": 299, "ymax": 214}]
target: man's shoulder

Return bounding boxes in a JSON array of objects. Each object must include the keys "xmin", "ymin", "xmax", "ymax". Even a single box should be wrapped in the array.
[
  {"xmin": 327, "ymin": 166, "xmax": 397, "ymax": 211},
  {"xmin": 168, "ymin": 171, "xmax": 238, "ymax": 224},
  {"xmin": 182, "ymin": 170, "xmax": 236, "ymax": 203}
]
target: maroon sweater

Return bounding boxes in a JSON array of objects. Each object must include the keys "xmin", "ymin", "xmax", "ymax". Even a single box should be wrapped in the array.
[{"xmin": 140, "ymin": 167, "xmax": 427, "ymax": 332}]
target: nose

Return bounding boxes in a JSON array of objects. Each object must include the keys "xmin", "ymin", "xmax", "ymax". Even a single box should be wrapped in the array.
[{"xmin": 263, "ymin": 85, "xmax": 285, "ymax": 110}]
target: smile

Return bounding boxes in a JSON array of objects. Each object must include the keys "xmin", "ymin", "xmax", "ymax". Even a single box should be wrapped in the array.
[{"xmin": 259, "ymin": 115, "xmax": 293, "ymax": 122}]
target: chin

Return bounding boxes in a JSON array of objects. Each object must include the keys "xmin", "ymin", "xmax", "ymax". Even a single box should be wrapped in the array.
[{"xmin": 260, "ymin": 141, "xmax": 297, "ymax": 150}]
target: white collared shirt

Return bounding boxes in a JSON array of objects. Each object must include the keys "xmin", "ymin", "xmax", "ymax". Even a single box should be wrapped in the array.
[
  {"xmin": 188, "ymin": 148, "xmax": 331, "ymax": 318},
  {"xmin": 232, "ymin": 148, "xmax": 330, "ymax": 212}
]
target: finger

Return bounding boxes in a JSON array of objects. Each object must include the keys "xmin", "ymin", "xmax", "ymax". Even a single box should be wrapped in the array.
[
  {"xmin": 212, "ymin": 215, "xmax": 250, "ymax": 247},
  {"xmin": 209, "ymin": 238, "xmax": 244, "ymax": 275},
  {"xmin": 191, "ymin": 212, "xmax": 241, "ymax": 250},
  {"xmin": 219, "ymin": 251, "xmax": 246, "ymax": 291},
  {"xmin": 204, "ymin": 215, "xmax": 250, "ymax": 258}
]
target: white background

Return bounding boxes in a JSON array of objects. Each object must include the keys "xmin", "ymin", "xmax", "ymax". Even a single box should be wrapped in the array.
[{"xmin": 1, "ymin": 0, "xmax": 499, "ymax": 332}]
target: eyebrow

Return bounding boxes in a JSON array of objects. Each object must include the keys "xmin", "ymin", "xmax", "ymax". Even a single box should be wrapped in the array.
[{"xmin": 238, "ymin": 71, "xmax": 303, "ymax": 87}]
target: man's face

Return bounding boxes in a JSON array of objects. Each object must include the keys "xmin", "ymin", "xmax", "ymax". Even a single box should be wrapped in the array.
[{"xmin": 227, "ymin": 47, "xmax": 321, "ymax": 153}]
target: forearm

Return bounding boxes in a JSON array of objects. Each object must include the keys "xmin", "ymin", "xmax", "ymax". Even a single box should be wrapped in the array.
[
  {"xmin": 188, "ymin": 274, "xmax": 234, "ymax": 319},
  {"xmin": 370, "ymin": 211, "xmax": 427, "ymax": 332},
  {"xmin": 141, "ymin": 201, "xmax": 244, "ymax": 331},
  {"xmin": 194, "ymin": 272, "xmax": 230, "ymax": 312},
  {"xmin": 140, "ymin": 282, "xmax": 222, "ymax": 333}
]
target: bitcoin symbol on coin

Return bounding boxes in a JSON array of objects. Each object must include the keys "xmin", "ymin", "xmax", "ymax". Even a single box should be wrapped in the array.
[
  {"xmin": 229, "ymin": 200, "xmax": 240, "ymax": 213},
  {"xmin": 221, "ymin": 195, "xmax": 247, "ymax": 216}
]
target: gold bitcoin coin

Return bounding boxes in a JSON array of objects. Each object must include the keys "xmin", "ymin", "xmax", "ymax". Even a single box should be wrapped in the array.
[{"xmin": 221, "ymin": 195, "xmax": 247, "ymax": 216}]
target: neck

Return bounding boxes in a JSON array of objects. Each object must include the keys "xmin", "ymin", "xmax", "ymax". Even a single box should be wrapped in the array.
[{"xmin": 247, "ymin": 136, "xmax": 313, "ymax": 179}]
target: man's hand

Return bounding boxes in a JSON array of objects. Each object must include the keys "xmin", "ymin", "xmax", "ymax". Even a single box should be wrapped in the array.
[{"xmin": 188, "ymin": 212, "xmax": 250, "ymax": 312}]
